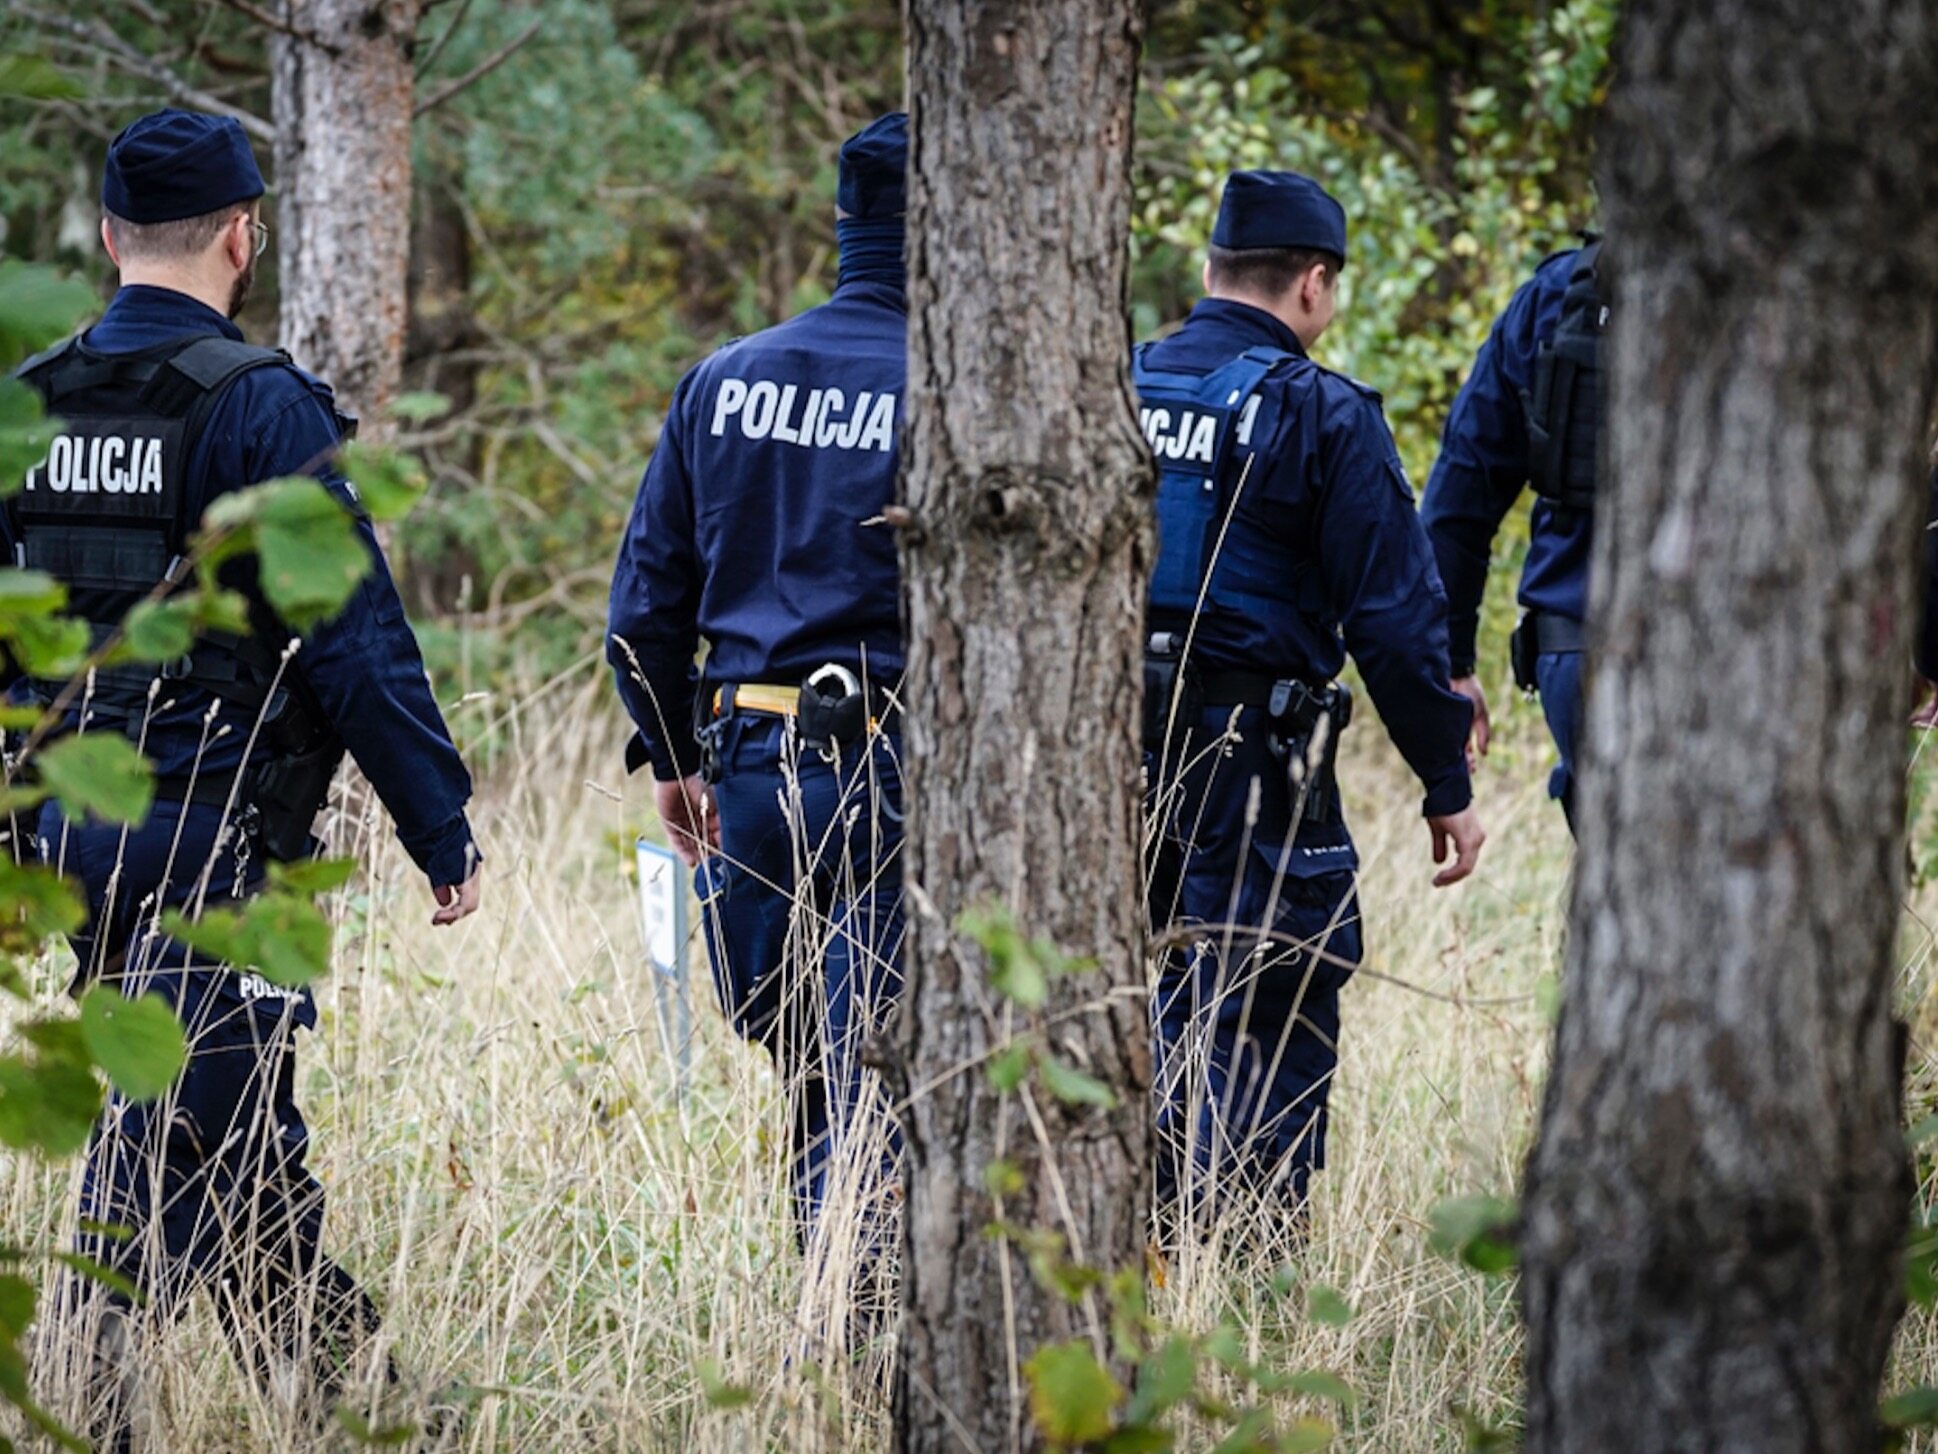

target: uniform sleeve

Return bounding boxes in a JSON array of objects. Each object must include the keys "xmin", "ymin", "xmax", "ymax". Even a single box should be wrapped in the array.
[
  {"xmin": 607, "ymin": 370, "xmax": 704, "ymax": 781},
  {"xmin": 1316, "ymin": 392, "xmax": 1474, "ymax": 818},
  {"xmin": 239, "ymin": 378, "xmax": 479, "ymax": 888},
  {"xmin": 1419, "ymin": 270, "xmax": 1550, "ymax": 676}
]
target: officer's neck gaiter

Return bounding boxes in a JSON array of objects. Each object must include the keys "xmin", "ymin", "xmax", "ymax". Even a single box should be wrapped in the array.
[{"xmin": 836, "ymin": 217, "xmax": 906, "ymax": 291}]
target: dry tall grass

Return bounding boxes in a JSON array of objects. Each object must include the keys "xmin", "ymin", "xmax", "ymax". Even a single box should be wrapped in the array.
[{"xmin": 7, "ymin": 666, "xmax": 1938, "ymax": 1452}]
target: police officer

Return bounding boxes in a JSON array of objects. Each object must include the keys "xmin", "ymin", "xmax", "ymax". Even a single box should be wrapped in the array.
[
  {"xmin": 11, "ymin": 111, "xmax": 482, "ymax": 1441},
  {"xmin": 1420, "ymin": 242, "xmax": 1599, "ymax": 828},
  {"xmin": 607, "ymin": 114, "xmax": 907, "ymax": 1249},
  {"xmin": 1138, "ymin": 171, "xmax": 1484, "ymax": 1228}
]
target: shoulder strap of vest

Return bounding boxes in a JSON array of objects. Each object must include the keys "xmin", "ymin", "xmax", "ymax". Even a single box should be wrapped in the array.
[
  {"xmin": 10, "ymin": 335, "xmax": 82, "ymax": 389},
  {"xmin": 139, "ymin": 336, "xmax": 290, "ymax": 418},
  {"xmin": 1197, "ymin": 344, "xmax": 1292, "ymax": 410},
  {"xmin": 1571, "ymin": 240, "xmax": 1606, "ymax": 307}
]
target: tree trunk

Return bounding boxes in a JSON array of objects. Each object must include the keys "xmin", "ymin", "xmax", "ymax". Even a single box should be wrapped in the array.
[
  {"xmin": 1520, "ymin": 3, "xmax": 1938, "ymax": 1450},
  {"xmin": 895, "ymin": 4, "xmax": 1152, "ymax": 1452},
  {"xmin": 270, "ymin": 0, "xmax": 423, "ymax": 440}
]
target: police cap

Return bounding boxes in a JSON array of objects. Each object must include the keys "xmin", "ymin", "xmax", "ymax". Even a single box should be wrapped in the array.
[
  {"xmin": 1212, "ymin": 170, "xmax": 1347, "ymax": 261},
  {"xmin": 102, "ymin": 109, "xmax": 265, "ymax": 225},
  {"xmin": 838, "ymin": 112, "xmax": 908, "ymax": 219}
]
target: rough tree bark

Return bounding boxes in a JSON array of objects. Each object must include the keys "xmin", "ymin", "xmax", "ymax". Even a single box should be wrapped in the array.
[
  {"xmin": 895, "ymin": 4, "xmax": 1152, "ymax": 1452},
  {"xmin": 1520, "ymin": 3, "xmax": 1938, "ymax": 1450},
  {"xmin": 270, "ymin": 0, "xmax": 424, "ymax": 439}
]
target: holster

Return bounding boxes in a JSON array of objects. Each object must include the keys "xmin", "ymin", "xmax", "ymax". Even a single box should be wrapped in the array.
[
  {"xmin": 1510, "ymin": 615, "xmax": 1540, "ymax": 694},
  {"xmin": 1266, "ymin": 679, "xmax": 1352, "ymax": 825},
  {"xmin": 1142, "ymin": 634, "xmax": 1202, "ymax": 752},
  {"xmin": 248, "ymin": 685, "xmax": 344, "ymax": 862}
]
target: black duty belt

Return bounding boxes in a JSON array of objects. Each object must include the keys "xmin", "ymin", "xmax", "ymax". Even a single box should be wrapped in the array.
[{"xmin": 1528, "ymin": 612, "xmax": 1586, "ymax": 655}]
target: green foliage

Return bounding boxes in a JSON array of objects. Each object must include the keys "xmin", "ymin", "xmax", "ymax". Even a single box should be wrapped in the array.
[
  {"xmin": 78, "ymin": 986, "xmax": 187, "ymax": 1100},
  {"xmin": 1429, "ymin": 1195, "xmax": 1520, "ymax": 1276},
  {"xmin": 203, "ymin": 478, "xmax": 371, "ymax": 631},
  {"xmin": 161, "ymin": 882, "xmax": 337, "ymax": 988},
  {"xmin": 1026, "ymin": 1340, "xmax": 1125, "ymax": 1448},
  {"xmin": 35, "ymin": 733, "xmax": 154, "ymax": 826},
  {"xmin": 1303, "ymin": 1285, "xmax": 1353, "ymax": 1328}
]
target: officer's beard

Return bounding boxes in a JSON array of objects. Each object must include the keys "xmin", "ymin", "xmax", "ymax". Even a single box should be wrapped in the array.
[{"xmin": 226, "ymin": 255, "xmax": 257, "ymax": 320}]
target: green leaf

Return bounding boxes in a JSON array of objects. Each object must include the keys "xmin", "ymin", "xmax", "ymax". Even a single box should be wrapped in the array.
[
  {"xmin": 269, "ymin": 857, "xmax": 356, "ymax": 895},
  {"xmin": 203, "ymin": 478, "xmax": 370, "ymax": 630},
  {"xmin": 984, "ymin": 1158, "xmax": 1026, "ymax": 1198},
  {"xmin": 340, "ymin": 441, "xmax": 429, "ymax": 521},
  {"xmin": 696, "ymin": 1357, "xmax": 752, "ymax": 1409},
  {"xmin": 0, "ymin": 54, "xmax": 83, "ymax": 101},
  {"xmin": 0, "ymin": 260, "xmax": 95, "ymax": 362},
  {"xmin": 5, "ymin": 613, "xmax": 89, "ymax": 678},
  {"xmin": 1911, "ymin": 1113, "xmax": 1938, "ymax": 1148},
  {"xmin": 334, "ymin": 1409, "xmax": 417, "ymax": 1446},
  {"xmin": 1279, "ymin": 1369, "xmax": 1357, "ymax": 1407},
  {"xmin": 0, "ymin": 1274, "xmax": 34, "ymax": 1338},
  {"xmin": 987, "ymin": 1038, "xmax": 1034, "ymax": 1092},
  {"xmin": 78, "ymin": 988, "xmax": 186, "ymax": 1101},
  {"xmin": 1125, "ymin": 1336, "xmax": 1196, "ymax": 1425},
  {"xmin": 50, "ymin": 1252, "xmax": 139, "ymax": 1303},
  {"xmin": 1305, "ymin": 1284, "xmax": 1354, "ymax": 1327},
  {"xmin": 35, "ymin": 734, "xmax": 153, "ymax": 826},
  {"xmin": 1883, "ymin": 1385, "xmax": 1938, "ymax": 1429},
  {"xmin": 162, "ymin": 890, "xmax": 334, "ymax": 987},
  {"xmin": 1025, "ymin": 1339, "xmax": 1123, "ymax": 1447},
  {"xmin": 0, "ymin": 858, "xmax": 85, "ymax": 953},
  {"xmin": 1039, "ymin": 1053, "xmax": 1119, "ymax": 1110},
  {"xmin": 0, "ymin": 1054, "xmax": 100, "ymax": 1156},
  {"xmin": 0, "ymin": 380, "xmax": 59, "ymax": 495},
  {"xmin": 0, "ymin": 569, "xmax": 64, "ymax": 624},
  {"xmin": 387, "ymin": 391, "xmax": 452, "ymax": 424},
  {"xmin": 1429, "ymin": 1194, "xmax": 1519, "ymax": 1276},
  {"xmin": 107, "ymin": 601, "xmax": 196, "ymax": 665}
]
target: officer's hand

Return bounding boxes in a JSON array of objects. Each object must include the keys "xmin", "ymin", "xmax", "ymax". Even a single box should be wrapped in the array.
[
  {"xmin": 1915, "ymin": 677, "xmax": 1938, "ymax": 729},
  {"xmin": 1451, "ymin": 676, "xmax": 1491, "ymax": 765},
  {"xmin": 655, "ymin": 774, "xmax": 720, "ymax": 869},
  {"xmin": 1427, "ymin": 807, "xmax": 1485, "ymax": 888},
  {"xmin": 431, "ymin": 870, "xmax": 481, "ymax": 927}
]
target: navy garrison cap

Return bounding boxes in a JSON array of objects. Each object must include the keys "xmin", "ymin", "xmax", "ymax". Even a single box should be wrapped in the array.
[
  {"xmin": 837, "ymin": 112, "xmax": 908, "ymax": 219},
  {"xmin": 1212, "ymin": 170, "xmax": 1347, "ymax": 260},
  {"xmin": 102, "ymin": 109, "xmax": 265, "ymax": 224}
]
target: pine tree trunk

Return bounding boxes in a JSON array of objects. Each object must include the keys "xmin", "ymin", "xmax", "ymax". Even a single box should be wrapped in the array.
[
  {"xmin": 894, "ymin": 4, "xmax": 1152, "ymax": 1451},
  {"xmin": 1520, "ymin": 3, "xmax": 1938, "ymax": 1449},
  {"xmin": 270, "ymin": 0, "xmax": 423, "ymax": 440}
]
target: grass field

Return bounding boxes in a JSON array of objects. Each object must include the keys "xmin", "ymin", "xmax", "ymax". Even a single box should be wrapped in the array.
[{"xmin": 8, "ymin": 667, "xmax": 1938, "ymax": 1452}]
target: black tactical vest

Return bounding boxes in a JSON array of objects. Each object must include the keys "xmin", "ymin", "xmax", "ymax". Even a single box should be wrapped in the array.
[
  {"xmin": 9, "ymin": 333, "xmax": 290, "ymax": 728},
  {"xmin": 1523, "ymin": 238, "xmax": 1605, "ymax": 514}
]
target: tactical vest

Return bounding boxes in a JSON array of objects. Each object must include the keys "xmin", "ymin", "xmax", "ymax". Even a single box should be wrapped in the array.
[
  {"xmin": 9, "ymin": 333, "xmax": 292, "ymax": 730},
  {"xmin": 1132, "ymin": 342, "xmax": 1303, "ymax": 621},
  {"xmin": 1523, "ymin": 238, "xmax": 1605, "ymax": 514}
]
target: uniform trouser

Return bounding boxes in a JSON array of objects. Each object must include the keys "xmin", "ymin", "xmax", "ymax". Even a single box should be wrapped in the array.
[
  {"xmin": 39, "ymin": 800, "xmax": 378, "ymax": 1440},
  {"xmin": 1534, "ymin": 649, "xmax": 1584, "ymax": 832},
  {"xmin": 1144, "ymin": 704, "xmax": 1363, "ymax": 1224},
  {"xmin": 695, "ymin": 716, "xmax": 905, "ymax": 1241}
]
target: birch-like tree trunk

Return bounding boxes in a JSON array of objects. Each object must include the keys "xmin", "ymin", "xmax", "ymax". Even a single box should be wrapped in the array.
[
  {"xmin": 1520, "ymin": 3, "xmax": 1938, "ymax": 1449},
  {"xmin": 894, "ymin": 5, "xmax": 1152, "ymax": 1451},
  {"xmin": 270, "ymin": 0, "xmax": 423, "ymax": 440}
]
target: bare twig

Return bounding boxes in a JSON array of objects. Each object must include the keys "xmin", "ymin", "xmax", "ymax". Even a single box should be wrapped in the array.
[
  {"xmin": 412, "ymin": 15, "xmax": 541, "ymax": 117},
  {"xmin": 412, "ymin": 0, "xmax": 474, "ymax": 80},
  {"xmin": 4, "ymin": 1, "xmax": 274, "ymax": 141},
  {"xmin": 209, "ymin": 0, "xmax": 340, "ymax": 53}
]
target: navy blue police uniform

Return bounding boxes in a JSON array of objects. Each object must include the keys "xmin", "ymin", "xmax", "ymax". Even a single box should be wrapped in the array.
[
  {"xmin": 608, "ymin": 114, "xmax": 908, "ymax": 1238},
  {"xmin": 1139, "ymin": 172, "xmax": 1472, "ymax": 1222},
  {"xmin": 8, "ymin": 111, "xmax": 477, "ymax": 1409},
  {"xmin": 1421, "ymin": 247, "xmax": 1593, "ymax": 824}
]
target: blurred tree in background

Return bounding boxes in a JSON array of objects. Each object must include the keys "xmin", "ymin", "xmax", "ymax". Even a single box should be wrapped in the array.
[{"xmin": 0, "ymin": 0, "xmax": 1613, "ymax": 713}]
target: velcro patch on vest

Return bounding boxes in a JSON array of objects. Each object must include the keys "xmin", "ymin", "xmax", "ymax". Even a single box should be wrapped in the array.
[
  {"xmin": 707, "ymin": 377, "xmax": 897, "ymax": 453},
  {"xmin": 22, "ymin": 417, "xmax": 183, "ymax": 520}
]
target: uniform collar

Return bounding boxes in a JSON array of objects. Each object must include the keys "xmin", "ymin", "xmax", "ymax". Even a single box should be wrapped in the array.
[
  {"xmin": 1182, "ymin": 296, "xmax": 1307, "ymax": 357},
  {"xmin": 87, "ymin": 283, "xmax": 246, "ymax": 347},
  {"xmin": 832, "ymin": 277, "xmax": 908, "ymax": 315}
]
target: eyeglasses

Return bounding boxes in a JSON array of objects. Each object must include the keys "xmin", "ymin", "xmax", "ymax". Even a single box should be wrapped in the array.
[{"xmin": 248, "ymin": 219, "xmax": 269, "ymax": 259}]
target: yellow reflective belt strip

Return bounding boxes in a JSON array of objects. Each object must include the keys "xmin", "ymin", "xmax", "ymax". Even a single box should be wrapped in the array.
[{"xmin": 715, "ymin": 684, "xmax": 802, "ymax": 717}]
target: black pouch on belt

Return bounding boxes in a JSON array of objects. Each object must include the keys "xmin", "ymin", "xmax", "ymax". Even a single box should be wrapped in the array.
[
  {"xmin": 249, "ymin": 686, "xmax": 345, "ymax": 863},
  {"xmin": 1509, "ymin": 613, "xmax": 1540, "ymax": 693},
  {"xmin": 797, "ymin": 665, "xmax": 869, "ymax": 754},
  {"xmin": 1268, "ymin": 679, "xmax": 1351, "ymax": 825},
  {"xmin": 1142, "ymin": 633, "xmax": 1203, "ymax": 753}
]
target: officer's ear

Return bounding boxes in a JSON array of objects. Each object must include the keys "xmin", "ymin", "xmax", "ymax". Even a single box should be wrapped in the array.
[
  {"xmin": 1202, "ymin": 258, "xmax": 1213, "ymax": 296},
  {"xmin": 100, "ymin": 217, "xmax": 121, "ymax": 269},
  {"xmin": 221, "ymin": 210, "xmax": 253, "ymax": 272}
]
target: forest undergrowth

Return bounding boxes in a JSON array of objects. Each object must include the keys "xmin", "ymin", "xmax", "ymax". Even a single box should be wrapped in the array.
[{"xmin": 8, "ymin": 664, "xmax": 1938, "ymax": 1453}]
